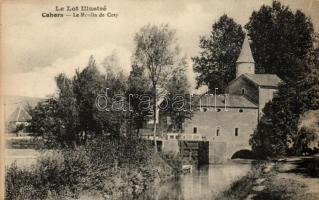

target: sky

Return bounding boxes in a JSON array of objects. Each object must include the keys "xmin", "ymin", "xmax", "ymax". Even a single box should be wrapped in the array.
[{"xmin": 2, "ymin": 0, "xmax": 319, "ymax": 98}]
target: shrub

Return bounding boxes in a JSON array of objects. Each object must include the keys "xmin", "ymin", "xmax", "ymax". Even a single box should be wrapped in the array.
[
  {"xmin": 5, "ymin": 135, "xmax": 175, "ymax": 199},
  {"xmin": 160, "ymin": 152, "xmax": 183, "ymax": 175},
  {"xmin": 216, "ymin": 162, "xmax": 267, "ymax": 200},
  {"xmin": 5, "ymin": 150, "xmax": 91, "ymax": 200},
  {"xmin": 6, "ymin": 163, "xmax": 40, "ymax": 200}
]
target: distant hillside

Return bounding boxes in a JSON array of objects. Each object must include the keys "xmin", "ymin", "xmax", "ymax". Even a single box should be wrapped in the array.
[{"xmin": 4, "ymin": 95, "xmax": 45, "ymax": 122}]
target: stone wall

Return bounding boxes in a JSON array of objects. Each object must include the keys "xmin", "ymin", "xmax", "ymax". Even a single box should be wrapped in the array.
[
  {"xmin": 228, "ymin": 76, "xmax": 258, "ymax": 103},
  {"xmin": 184, "ymin": 108, "xmax": 258, "ymax": 163},
  {"xmin": 258, "ymin": 86, "xmax": 277, "ymax": 115}
]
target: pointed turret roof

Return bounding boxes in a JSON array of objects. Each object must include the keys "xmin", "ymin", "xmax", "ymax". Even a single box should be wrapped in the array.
[{"xmin": 236, "ymin": 34, "xmax": 255, "ymax": 63}]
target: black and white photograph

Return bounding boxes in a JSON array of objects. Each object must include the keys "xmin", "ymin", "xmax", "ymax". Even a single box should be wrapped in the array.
[{"xmin": 1, "ymin": 0, "xmax": 319, "ymax": 199}]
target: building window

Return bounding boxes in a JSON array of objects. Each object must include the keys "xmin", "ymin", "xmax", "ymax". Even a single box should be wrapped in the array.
[
  {"xmin": 241, "ymin": 88, "xmax": 245, "ymax": 95},
  {"xmin": 235, "ymin": 128, "xmax": 239, "ymax": 136},
  {"xmin": 239, "ymin": 109, "xmax": 243, "ymax": 113},
  {"xmin": 193, "ymin": 127, "xmax": 197, "ymax": 134},
  {"xmin": 203, "ymin": 108, "xmax": 207, "ymax": 112},
  {"xmin": 217, "ymin": 108, "xmax": 221, "ymax": 112},
  {"xmin": 216, "ymin": 127, "xmax": 220, "ymax": 136}
]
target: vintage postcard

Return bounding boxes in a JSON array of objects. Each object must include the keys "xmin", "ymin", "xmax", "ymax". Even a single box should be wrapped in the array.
[{"xmin": 1, "ymin": 0, "xmax": 319, "ymax": 199}]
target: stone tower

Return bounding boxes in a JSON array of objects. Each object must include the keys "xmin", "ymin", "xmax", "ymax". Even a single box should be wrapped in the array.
[{"xmin": 236, "ymin": 34, "xmax": 255, "ymax": 78}]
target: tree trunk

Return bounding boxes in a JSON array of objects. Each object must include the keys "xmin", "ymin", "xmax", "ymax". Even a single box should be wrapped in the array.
[
  {"xmin": 153, "ymin": 87, "xmax": 157, "ymax": 152},
  {"xmin": 136, "ymin": 128, "xmax": 140, "ymax": 137}
]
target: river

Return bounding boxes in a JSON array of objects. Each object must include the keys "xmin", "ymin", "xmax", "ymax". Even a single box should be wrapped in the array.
[
  {"xmin": 142, "ymin": 160, "xmax": 252, "ymax": 200},
  {"xmin": 5, "ymin": 144, "xmax": 253, "ymax": 199}
]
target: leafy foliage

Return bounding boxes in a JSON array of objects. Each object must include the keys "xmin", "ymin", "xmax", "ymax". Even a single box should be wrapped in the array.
[
  {"xmin": 250, "ymin": 61, "xmax": 319, "ymax": 158},
  {"xmin": 72, "ymin": 56, "xmax": 105, "ymax": 138},
  {"xmin": 293, "ymin": 127, "xmax": 318, "ymax": 155},
  {"xmin": 29, "ymin": 56, "xmax": 128, "ymax": 146},
  {"xmin": 192, "ymin": 15, "xmax": 245, "ymax": 92},
  {"xmin": 5, "ymin": 136, "xmax": 176, "ymax": 200},
  {"xmin": 126, "ymin": 65, "xmax": 152, "ymax": 135},
  {"xmin": 29, "ymin": 98, "xmax": 65, "ymax": 147},
  {"xmin": 248, "ymin": 2, "xmax": 319, "ymax": 158},
  {"xmin": 245, "ymin": 1, "xmax": 316, "ymax": 81},
  {"xmin": 133, "ymin": 24, "xmax": 179, "ymax": 88},
  {"xmin": 133, "ymin": 24, "xmax": 188, "ymax": 149},
  {"xmin": 163, "ymin": 63, "xmax": 192, "ymax": 132}
]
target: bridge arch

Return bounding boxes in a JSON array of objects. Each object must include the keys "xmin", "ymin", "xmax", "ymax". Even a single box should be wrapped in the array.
[{"xmin": 231, "ymin": 149, "xmax": 255, "ymax": 159}]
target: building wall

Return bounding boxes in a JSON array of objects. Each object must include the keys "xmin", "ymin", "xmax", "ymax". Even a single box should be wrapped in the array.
[
  {"xmin": 184, "ymin": 107, "xmax": 258, "ymax": 162},
  {"xmin": 228, "ymin": 77, "xmax": 258, "ymax": 103},
  {"xmin": 258, "ymin": 87, "xmax": 277, "ymax": 115}
]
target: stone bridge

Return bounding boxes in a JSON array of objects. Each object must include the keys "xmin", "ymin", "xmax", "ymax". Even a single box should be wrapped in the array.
[{"xmin": 157, "ymin": 133, "xmax": 254, "ymax": 164}]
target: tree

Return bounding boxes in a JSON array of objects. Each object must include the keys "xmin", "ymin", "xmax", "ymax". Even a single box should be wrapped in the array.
[
  {"xmin": 29, "ymin": 72, "xmax": 81, "ymax": 147},
  {"xmin": 245, "ymin": 1, "xmax": 316, "ymax": 81},
  {"xmin": 163, "ymin": 58, "xmax": 191, "ymax": 132},
  {"xmin": 126, "ymin": 64, "xmax": 152, "ymax": 136},
  {"xmin": 95, "ymin": 65, "xmax": 128, "ymax": 138},
  {"xmin": 293, "ymin": 127, "xmax": 317, "ymax": 155},
  {"xmin": 248, "ymin": 1, "xmax": 319, "ymax": 158},
  {"xmin": 73, "ymin": 56, "xmax": 105, "ymax": 141},
  {"xmin": 250, "ymin": 84, "xmax": 300, "ymax": 157},
  {"xmin": 29, "ymin": 73, "xmax": 82, "ymax": 147},
  {"xmin": 133, "ymin": 24, "xmax": 182, "ymax": 151},
  {"xmin": 192, "ymin": 15, "xmax": 245, "ymax": 92},
  {"xmin": 55, "ymin": 73, "xmax": 79, "ymax": 145},
  {"xmin": 250, "ymin": 58, "xmax": 319, "ymax": 158},
  {"xmin": 101, "ymin": 51, "xmax": 125, "ymax": 76},
  {"xmin": 29, "ymin": 97, "xmax": 68, "ymax": 147},
  {"xmin": 297, "ymin": 67, "xmax": 319, "ymax": 112},
  {"xmin": 29, "ymin": 56, "xmax": 129, "ymax": 146}
]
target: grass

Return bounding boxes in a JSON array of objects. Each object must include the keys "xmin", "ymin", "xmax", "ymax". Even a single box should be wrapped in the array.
[
  {"xmin": 215, "ymin": 162, "xmax": 267, "ymax": 200},
  {"xmin": 253, "ymin": 176, "xmax": 309, "ymax": 200},
  {"xmin": 254, "ymin": 158, "xmax": 319, "ymax": 200},
  {"xmin": 216, "ymin": 159, "xmax": 319, "ymax": 200},
  {"xmin": 5, "ymin": 136, "xmax": 180, "ymax": 200}
]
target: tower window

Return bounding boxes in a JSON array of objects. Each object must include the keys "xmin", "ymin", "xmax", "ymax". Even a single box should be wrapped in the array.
[
  {"xmin": 216, "ymin": 127, "xmax": 220, "ymax": 136},
  {"xmin": 235, "ymin": 128, "xmax": 239, "ymax": 136},
  {"xmin": 241, "ymin": 88, "xmax": 245, "ymax": 95},
  {"xmin": 193, "ymin": 127, "xmax": 197, "ymax": 134}
]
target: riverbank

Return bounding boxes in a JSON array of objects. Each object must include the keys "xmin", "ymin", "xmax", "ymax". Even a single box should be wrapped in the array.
[
  {"xmin": 5, "ymin": 136, "xmax": 182, "ymax": 200},
  {"xmin": 216, "ymin": 156, "xmax": 319, "ymax": 200},
  {"xmin": 138, "ymin": 160, "xmax": 252, "ymax": 199}
]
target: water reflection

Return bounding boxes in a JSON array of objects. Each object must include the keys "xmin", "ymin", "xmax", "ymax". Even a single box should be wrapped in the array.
[{"xmin": 144, "ymin": 160, "xmax": 252, "ymax": 200}]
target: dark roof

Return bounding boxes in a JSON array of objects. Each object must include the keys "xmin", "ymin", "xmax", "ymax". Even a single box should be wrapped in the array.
[
  {"xmin": 8, "ymin": 106, "xmax": 32, "ymax": 122},
  {"xmin": 236, "ymin": 34, "xmax": 255, "ymax": 63},
  {"xmin": 193, "ymin": 94, "xmax": 258, "ymax": 108},
  {"xmin": 243, "ymin": 74, "xmax": 282, "ymax": 87}
]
